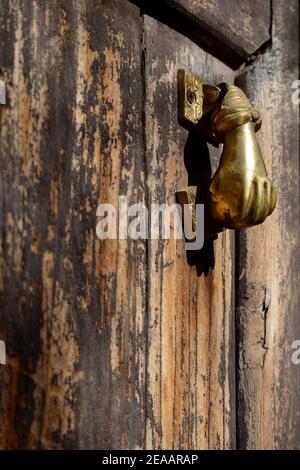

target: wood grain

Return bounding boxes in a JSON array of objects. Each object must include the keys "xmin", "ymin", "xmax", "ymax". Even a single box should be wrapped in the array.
[
  {"xmin": 0, "ymin": 0, "xmax": 147, "ymax": 449},
  {"xmin": 0, "ymin": 0, "xmax": 237, "ymax": 449},
  {"xmin": 143, "ymin": 16, "xmax": 236, "ymax": 449},
  {"xmin": 131, "ymin": 0, "xmax": 271, "ymax": 68},
  {"xmin": 0, "ymin": 0, "xmax": 298, "ymax": 451},
  {"xmin": 235, "ymin": 0, "xmax": 300, "ymax": 449}
]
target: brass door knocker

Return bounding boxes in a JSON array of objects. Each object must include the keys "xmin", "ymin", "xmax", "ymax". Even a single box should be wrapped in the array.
[{"xmin": 176, "ymin": 69, "xmax": 277, "ymax": 242}]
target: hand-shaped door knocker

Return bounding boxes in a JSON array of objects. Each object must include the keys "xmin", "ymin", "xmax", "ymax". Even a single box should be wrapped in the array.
[{"xmin": 176, "ymin": 69, "xmax": 277, "ymax": 242}]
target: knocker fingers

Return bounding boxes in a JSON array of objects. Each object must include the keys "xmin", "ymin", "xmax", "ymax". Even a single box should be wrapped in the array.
[{"xmin": 240, "ymin": 177, "xmax": 277, "ymax": 226}]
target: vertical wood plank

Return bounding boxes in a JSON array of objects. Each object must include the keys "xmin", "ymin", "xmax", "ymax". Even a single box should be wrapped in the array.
[
  {"xmin": 235, "ymin": 0, "xmax": 300, "ymax": 449},
  {"xmin": 0, "ymin": 0, "xmax": 146, "ymax": 449},
  {"xmin": 143, "ymin": 16, "xmax": 236, "ymax": 450}
]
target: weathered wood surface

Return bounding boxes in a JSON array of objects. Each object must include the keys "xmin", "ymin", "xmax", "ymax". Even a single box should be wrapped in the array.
[
  {"xmin": 235, "ymin": 0, "xmax": 300, "ymax": 449},
  {"xmin": 132, "ymin": 0, "xmax": 271, "ymax": 68},
  {"xmin": 0, "ymin": 0, "xmax": 299, "ymax": 451},
  {"xmin": 143, "ymin": 16, "xmax": 236, "ymax": 449},
  {"xmin": 0, "ymin": 0, "xmax": 237, "ymax": 450},
  {"xmin": 0, "ymin": 0, "xmax": 234, "ymax": 448},
  {"xmin": 0, "ymin": 0, "xmax": 147, "ymax": 449}
]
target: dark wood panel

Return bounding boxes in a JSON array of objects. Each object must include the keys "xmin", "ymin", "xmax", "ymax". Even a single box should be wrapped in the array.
[
  {"xmin": 143, "ymin": 15, "xmax": 236, "ymax": 449},
  {"xmin": 235, "ymin": 0, "xmax": 300, "ymax": 449},
  {"xmin": 131, "ymin": 0, "xmax": 271, "ymax": 68},
  {"xmin": 0, "ymin": 0, "xmax": 147, "ymax": 449}
]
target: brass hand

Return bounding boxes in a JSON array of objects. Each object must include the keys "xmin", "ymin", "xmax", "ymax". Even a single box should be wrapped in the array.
[
  {"xmin": 209, "ymin": 85, "xmax": 276, "ymax": 229},
  {"xmin": 177, "ymin": 71, "xmax": 277, "ymax": 240}
]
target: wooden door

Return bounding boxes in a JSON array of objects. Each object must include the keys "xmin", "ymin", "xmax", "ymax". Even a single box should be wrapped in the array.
[{"xmin": 0, "ymin": 0, "xmax": 299, "ymax": 450}]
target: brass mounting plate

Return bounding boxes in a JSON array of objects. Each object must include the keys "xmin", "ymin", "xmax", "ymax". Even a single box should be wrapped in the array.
[
  {"xmin": 176, "ymin": 186, "xmax": 197, "ymax": 233},
  {"xmin": 177, "ymin": 69, "xmax": 222, "ymax": 131},
  {"xmin": 177, "ymin": 69, "xmax": 204, "ymax": 128}
]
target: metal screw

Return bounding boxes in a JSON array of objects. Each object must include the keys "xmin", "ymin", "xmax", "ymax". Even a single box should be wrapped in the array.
[{"xmin": 187, "ymin": 89, "xmax": 196, "ymax": 104}]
